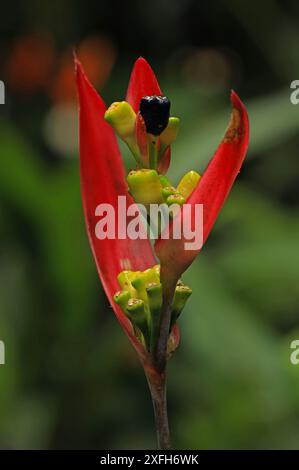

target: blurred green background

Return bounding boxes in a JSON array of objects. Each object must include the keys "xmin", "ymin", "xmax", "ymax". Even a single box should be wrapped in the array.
[{"xmin": 1, "ymin": 0, "xmax": 299, "ymax": 450}]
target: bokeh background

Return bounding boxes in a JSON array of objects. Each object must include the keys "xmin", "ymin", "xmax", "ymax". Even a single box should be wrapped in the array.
[{"xmin": 1, "ymin": 0, "xmax": 299, "ymax": 450}]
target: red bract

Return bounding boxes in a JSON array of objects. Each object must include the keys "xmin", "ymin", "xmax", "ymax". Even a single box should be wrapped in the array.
[
  {"xmin": 76, "ymin": 58, "xmax": 157, "ymax": 363},
  {"xmin": 126, "ymin": 57, "xmax": 172, "ymax": 174},
  {"xmin": 155, "ymin": 90, "xmax": 249, "ymax": 282},
  {"xmin": 126, "ymin": 57, "xmax": 161, "ymax": 112}
]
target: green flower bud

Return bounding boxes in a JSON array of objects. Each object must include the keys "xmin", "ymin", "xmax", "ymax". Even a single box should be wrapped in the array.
[
  {"xmin": 158, "ymin": 117, "xmax": 180, "ymax": 161},
  {"xmin": 166, "ymin": 193, "xmax": 185, "ymax": 207},
  {"xmin": 115, "ymin": 265, "xmax": 162, "ymax": 351},
  {"xmin": 170, "ymin": 284, "xmax": 192, "ymax": 328},
  {"xmin": 117, "ymin": 270, "xmax": 138, "ymax": 297},
  {"xmin": 141, "ymin": 267, "xmax": 160, "ymax": 289},
  {"xmin": 160, "ymin": 117, "xmax": 180, "ymax": 147},
  {"xmin": 177, "ymin": 170, "xmax": 201, "ymax": 200},
  {"xmin": 146, "ymin": 282, "xmax": 163, "ymax": 354},
  {"xmin": 126, "ymin": 298, "xmax": 150, "ymax": 348},
  {"xmin": 161, "ymin": 186, "xmax": 176, "ymax": 201},
  {"xmin": 127, "ymin": 169, "xmax": 163, "ymax": 205},
  {"xmin": 131, "ymin": 276, "xmax": 147, "ymax": 303},
  {"xmin": 147, "ymin": 282, "xmax": 163, "ymax": 310},
  {"xmin": 114, "ymin": 290, "xmax": 131, "ymax": 312},
  {"xmin": 131, "ymin": 266, "xmax": 160, "ymax": 302}
]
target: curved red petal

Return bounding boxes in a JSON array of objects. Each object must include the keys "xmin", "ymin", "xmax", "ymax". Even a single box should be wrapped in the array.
[
  {"xmin": 155, "ymin": 90, "xmax": 249, "ymax": 280},
  {"xmin": 76, "ymin": 59, "xmax": 156, "ymax": 359},
  {"xmin": 126, "ymin": 57, "xmax": 162, "ymax": 112}
]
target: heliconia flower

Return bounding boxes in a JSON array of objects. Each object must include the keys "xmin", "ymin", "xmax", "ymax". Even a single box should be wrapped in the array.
[
  {"xmin": 76, "ymin": 54, "xmax": 249, "ymax": 357},
  {"xmin": 75, "ymin": 56, "xmax": 180, "ymax": 373},
  {"xmin": 75, "ymin": 55, "xmax": 249, "ymax": 449}
]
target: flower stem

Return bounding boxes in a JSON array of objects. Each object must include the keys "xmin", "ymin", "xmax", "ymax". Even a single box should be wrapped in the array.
[
  {"xmin": 146, "ymin": 371, "xmax": 171, "ymax": 449},
  {"xmin": 154, "ymin": 278, "xmax": 177, "ymax": 373},
  {"xmin": 148, "ymin": 136, "xmax": 158, "ymax": 169},
  {"xmin": 144, "ymin": 270, "xmax": 177, "ymax": 449}
]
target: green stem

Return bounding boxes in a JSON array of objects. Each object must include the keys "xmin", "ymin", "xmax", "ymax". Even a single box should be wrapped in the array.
[
  {"xmin": 126, "ymin": 139, "xmax": 143, "ymax": 167},
  {"xmin": 146, "ymin": 371, "xmax": 171, "ymax": 449},
  {"xmin": 148, "ymin": 136, "xmax": 158, "ymax": 169},
  {"xmin": 154, "ymin": 279, "xmax": 176, "ymax": 373}
]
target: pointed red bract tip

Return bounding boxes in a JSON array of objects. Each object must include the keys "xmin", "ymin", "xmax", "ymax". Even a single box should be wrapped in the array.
[
  {"xmin": 230, "ymin": 89, "xmax": 243, "ymax": 109},
  {"xmin": 155, "ymin": 91, "xmax": 249, "ymax": 282},
  {"xmin": 126, "ymin": 57, "xmax": 162, "ymax": 112}
]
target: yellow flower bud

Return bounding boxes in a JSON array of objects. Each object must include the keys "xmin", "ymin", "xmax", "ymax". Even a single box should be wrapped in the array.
[
  {"xmin": 104, "ymin": 101, "xmax": 136, "ymax": 139},
  {"xmin": 114, "ymin": 290, "xmax": 131, "ymax": 311},
  {"xmin": 160, "ymin": 117, "xmax": 180, "ymax": 147},
  {"xmin": 176, "ymin": 170, "xmax": 201, "ymax": 199},
  {"xmin": 161, "ymin": 186, "xmax": 176, "ymax": 201},
  {"xmin": 127, "ymin": 169, "xmax": 163, "ymax": 205},
  {"xmin": 166, "ymin": 193, "xmax": 185, "ymax": 207},
  {"xmin": 117, "ymin": 270, "xmax": 138, "ymax": 297},
  {"xmin": 170, "ymin": 284, "xmax": 192, "ymax": 328}
]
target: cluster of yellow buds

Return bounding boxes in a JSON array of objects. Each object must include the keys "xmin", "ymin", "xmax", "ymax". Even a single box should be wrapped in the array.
[
  {"xmin": 104, "ymin": 97, "xmax": 179, "ymax": 171},
  {"xmin": 114, "ymin": 265, "xmax": 192, "ymax": 353},
  {"xmin": 127, "ymin": 169, "xmax": 200, "ymax": 208},
  {"xmin": 105, "ymin": 94, "xmax": 198, "ymax": 351},
  {"xmin": 104, "ymin": 95, "xmax": 201, "ymax": 208}
]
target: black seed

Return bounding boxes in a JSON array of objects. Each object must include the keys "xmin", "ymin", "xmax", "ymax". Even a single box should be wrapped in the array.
[{"xmin": 139, "ymin": 95, "xmax": 170, "ymax": 136}]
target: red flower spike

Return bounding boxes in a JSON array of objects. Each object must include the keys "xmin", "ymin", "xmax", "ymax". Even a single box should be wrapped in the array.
[
  {"xmin": 76, "ymin": 56, "xmax": 249, "ymax": 449},
  {"xmin": 126, "ymin": 57, "xmax": 162, "ymax": 113},
  {"xmin": 75, "ymin": 58, "xmax": 156, "ymax": 362},
  {"xmin": 155, "ymin": 90, "xmax": 249, "ymax": 282}
]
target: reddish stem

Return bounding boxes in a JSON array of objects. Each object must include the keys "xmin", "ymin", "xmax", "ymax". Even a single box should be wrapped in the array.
[{"xmin": 146, "ymin": 370, "xmax": 171, "ymax": 450}]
